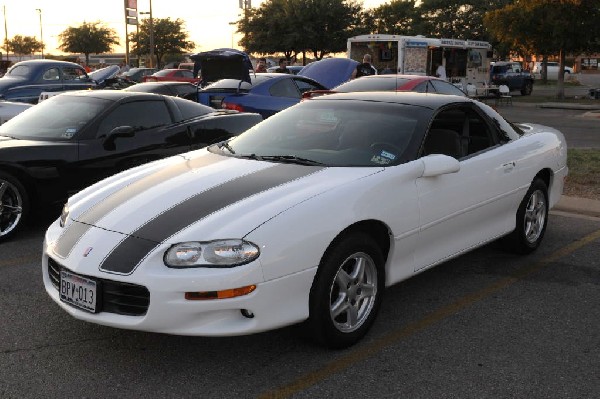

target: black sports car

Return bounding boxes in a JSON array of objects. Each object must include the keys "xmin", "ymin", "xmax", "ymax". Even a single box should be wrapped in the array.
[{"xmin": 0, "ymin": 90, "xmax": 262, "ymax": 241}]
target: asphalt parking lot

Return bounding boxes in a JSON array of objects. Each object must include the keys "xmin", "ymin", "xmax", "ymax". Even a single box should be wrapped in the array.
[{"xmin": 1, "ymin": 212, "xmax": 599, "ymax": 398}]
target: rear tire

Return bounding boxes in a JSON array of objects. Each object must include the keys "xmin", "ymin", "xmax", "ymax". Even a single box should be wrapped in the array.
[
  {"xmin": 0, "ymin": 171, "xmax": 29, "ymax": 242},
  {"xmin": 307, "ymin": 232, "xmax": 385, "ymax": 349},
  {"xmin": 503, "ymin": 178, "xmax": 548, "ymax": 254}
]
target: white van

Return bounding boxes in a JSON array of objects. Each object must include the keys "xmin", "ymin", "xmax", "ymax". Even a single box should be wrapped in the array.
[{"xmin": 532, "ymin": 62, "xmax": 573, "ymax": 79}]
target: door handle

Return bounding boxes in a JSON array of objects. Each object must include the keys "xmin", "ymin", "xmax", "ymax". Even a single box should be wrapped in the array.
[{"xmin": 502, "ymin": 161, "xmax": 516, "ymax": 172}]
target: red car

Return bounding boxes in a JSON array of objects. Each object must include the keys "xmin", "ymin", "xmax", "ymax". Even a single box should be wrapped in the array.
[
  {"xmin": 142, "ymin": 68, "xmax": 200, "ymax": 84},
  {"xmin": 303, "ymin": 74, "xmax": 467, "ymax": 99}
]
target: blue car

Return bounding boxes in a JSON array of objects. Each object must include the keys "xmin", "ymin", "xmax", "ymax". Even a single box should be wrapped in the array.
[
  {"xmin": 198, "ymin": 74, "xmax": 328, "ymax": 118},
  {"xmin": 195, "ymin": 51, "xmax": 358, "ymax": 118},
  {"xmin": 0, "ymin": 60, "xmax": 113, "ymax": 104}
]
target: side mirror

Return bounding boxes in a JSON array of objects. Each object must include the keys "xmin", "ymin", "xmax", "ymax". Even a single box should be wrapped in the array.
[
  {"xmin": 103, "ymin": 126, "xmax": 136, "ymax": 151},
  {"xmin": 420, "ymin": 154, "xmax": 460, "ymax": 177}
]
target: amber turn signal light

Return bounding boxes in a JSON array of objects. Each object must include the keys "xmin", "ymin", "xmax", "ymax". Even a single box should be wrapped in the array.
[{"xmin": 185, "ymin": 285, "xmax": 256, "ymax": 300}]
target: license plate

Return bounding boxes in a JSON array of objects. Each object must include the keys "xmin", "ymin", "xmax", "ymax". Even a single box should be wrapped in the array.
[{"xmin": 60, "ymin": 270, "xmax": 98, "ymax": 313}]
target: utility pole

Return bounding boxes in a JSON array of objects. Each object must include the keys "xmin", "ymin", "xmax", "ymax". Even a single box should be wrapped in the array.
[{"xmin": 36, "ymin": 9, "xmax": 43, "ymax": 58}]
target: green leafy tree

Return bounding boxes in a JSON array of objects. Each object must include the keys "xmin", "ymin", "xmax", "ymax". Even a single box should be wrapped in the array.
[
  {"xmin": 58, "ymin": 22, "xmax": 119, "ymax": 65},
  {"xmin": 417, "ymin": 0, "xmax": 514, "ymax": 40},
  {"xmin": 367, "ymin": 0, "xmax": 422, "ymax": 36},
  {"xmin": 2, "ymin": 35, "xmax": 43, "ymax": 60},
  {"xmin": 238, "ymin": 0, "xmax": 366, "ymax": 62},
  {"xmin": 130, "ymin": 18, "xmax": 195, "ymax": 69},
  {"xmin": 485, "ymin": 0, "xmax": 600, "ymax": 98}
]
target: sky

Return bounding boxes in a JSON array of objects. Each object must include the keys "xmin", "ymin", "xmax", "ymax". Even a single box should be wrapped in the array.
[{"xmin": 3, "ymin": 0, "xmax": 388, "ymax": 57}]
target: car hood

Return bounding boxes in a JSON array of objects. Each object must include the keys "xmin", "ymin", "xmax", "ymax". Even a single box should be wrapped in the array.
[
  {"xmin": 88, "ymin": 65, "xmax": 120, "ymax": 83},
  {"xmin": 65, "ymin": 149, "xmax": 381, "ymax": 243},
  {"xmin": 191, "ymin": 48, "xmax": 253, "ymax": 85},
  {"xmin": 298, "ymin": 58, "xmax": 358, "ymax": 89}
]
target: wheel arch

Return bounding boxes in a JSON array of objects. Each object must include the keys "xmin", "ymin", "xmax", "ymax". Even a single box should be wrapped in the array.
[
  {"xmin": 0, "ymin": 165, "xmax": 37, "ymax": 206},
  {"xmin": 534, "ymin": 168, "xmax": 552, "ymax": 192}
]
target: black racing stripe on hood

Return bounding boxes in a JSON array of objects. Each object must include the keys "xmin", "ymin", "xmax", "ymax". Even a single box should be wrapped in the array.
[
  {"xmin": 53, "ymin": 152, "xmax": 225, "ymax": 259},
  {"xmin": 100, "ymin": 164, "xmax": 325, "ymax": 275}
]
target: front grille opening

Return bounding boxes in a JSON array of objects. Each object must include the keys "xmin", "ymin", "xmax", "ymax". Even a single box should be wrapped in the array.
[{"xmin": 47, "ymin": 257, "xmax": 150, "ymax": 316}]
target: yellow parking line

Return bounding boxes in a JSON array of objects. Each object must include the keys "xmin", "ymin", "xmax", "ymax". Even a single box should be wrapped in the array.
[
  {"xmin": 0, "ymin": 254, "xmax": 40, "ymax": 268},
  {"xmin": 259, "ymin": 228, "xmax": 600, "ymax": 399}
]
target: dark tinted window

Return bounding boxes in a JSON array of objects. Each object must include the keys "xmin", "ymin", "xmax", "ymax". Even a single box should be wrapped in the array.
[
  {"xmin": 0, "ymin": 95, "xmax": 110, "ymax": 139},
  {"xmin": 97, "ymin": 100, "xmax": 172, "ymax": 137},
  {"xmin": 294, "ymin": 78, "xmax": 323, "ymax": 93},
  {"xmin": 430, "ymin": 80, "xmax": 467, "ymax": 96},
  {"xmin": 269, "ymin": 79, "xmax": 300, "ymax": 98},
  {"xmin": 172, "ymin": 97, "xmax": 213, "ymax": 120}
]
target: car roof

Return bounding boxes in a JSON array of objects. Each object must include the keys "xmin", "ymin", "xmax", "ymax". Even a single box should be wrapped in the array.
[{"xmin": 310, "ymin": 91, "xmax": 472, "ymax": 109}]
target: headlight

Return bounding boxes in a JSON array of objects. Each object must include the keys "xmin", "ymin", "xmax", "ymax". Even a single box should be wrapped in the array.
[
  {"xmin": 164, "ymin": 239, "xmax": 260, "ymax": 268},
  {"xmin": 59, "ymin": 204, "xmax": 69, "ymax": 227}
]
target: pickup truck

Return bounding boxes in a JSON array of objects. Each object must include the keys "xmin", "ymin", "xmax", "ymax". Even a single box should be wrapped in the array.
[{"xmin": 490, "ymin": 61, "xmax": 534, "ymax": 95}]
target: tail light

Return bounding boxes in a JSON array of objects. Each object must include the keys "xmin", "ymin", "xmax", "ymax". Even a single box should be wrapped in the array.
[{"xmin": 222, "ymin": 101, "xmax": 245, "ymax": 112}]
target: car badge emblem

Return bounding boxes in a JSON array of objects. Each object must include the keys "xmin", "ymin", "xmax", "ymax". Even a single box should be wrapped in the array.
[{"xmin": 83, "ymin": 247, "xmax": 93, "ymax": 257}]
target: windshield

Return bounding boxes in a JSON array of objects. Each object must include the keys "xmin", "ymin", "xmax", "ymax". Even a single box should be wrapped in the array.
[
  {"xmin": 215, "ymin": 99, "xmax": 428, "ymax": 167},
  {"xmin": 0, "ymin": 94, "xmax": 111, "ymax": 140}
]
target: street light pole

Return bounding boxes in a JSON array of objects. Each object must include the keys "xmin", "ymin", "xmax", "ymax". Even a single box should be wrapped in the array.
[
  {"xmin": 148, "ymin": 0, "xmax": 154, "ymax": 68},
  {"xmin": 36, "ymin": 8, "xmax": 43, "ymax": 58}
]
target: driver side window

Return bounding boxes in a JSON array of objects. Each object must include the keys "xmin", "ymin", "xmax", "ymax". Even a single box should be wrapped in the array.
[{"xmin": 97, "ymin": 100, "xmax": 172, "ymax": 138}]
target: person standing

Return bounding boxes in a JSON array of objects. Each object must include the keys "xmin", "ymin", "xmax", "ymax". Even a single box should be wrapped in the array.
[
  {"xmin": 275, "ymin": 58, "xmax": 290, "ymax": 73},
  {"xmin": 435, "ymin": 63, "xmax": 447, "ymax": 79},
  {"xmin": 351, "ymin": 54, "xmax": 377, "ymax": 79},
  {"xmin": 255, "ymin": 58, "xmax": 268, "ymax": 73}
]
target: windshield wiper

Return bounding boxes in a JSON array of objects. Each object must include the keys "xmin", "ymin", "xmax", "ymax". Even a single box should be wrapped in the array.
[
  {"xmin": 259, "ymin": 155, "xmax": 325, "ymax": 166},
  {"xmin": 220, "ymin": 141, "xmax": 236, "ymax": 154}
]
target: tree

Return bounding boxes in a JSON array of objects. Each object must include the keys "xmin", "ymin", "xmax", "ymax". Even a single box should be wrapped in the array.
[
  {"xmin": 417, "ymin": 0, "xmax": 514, "ymax": 40},
  {"xmin": 485, "ymin": 0, "xmax": 600, "ymax": 99},
  {"xmin": 368, "ymin": 0, "xmax": 422, "ymax": 36},
  {"xmin": 129, "ymin": 18, "xmax": 195, "ymax": 69},
  {"xmin": 58, "ymin": 22, "xmax": 119, "ymax": 65},
  {"xmin": 238, "ymin": 0, "xmax": 366, "ymax": 62},
  {"xmin": 2, "ymin": 35, "xmax": 42, "ymax": 60}
]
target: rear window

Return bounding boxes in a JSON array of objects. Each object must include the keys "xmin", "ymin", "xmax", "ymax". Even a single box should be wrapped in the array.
[
  {"xmin": 491, "ymin": 65, "xmax": 508, "ymax": 73},
  {"xmin": 7, "ymin": 65, "xmax": 31, "ymax": 77},
  {"xmin": 335, "ymin": 77, "xmax": 411, "ymax": 92},
  {"xmin": 201, "ymin": 75, "xmax": 272, "ymax": 90}
]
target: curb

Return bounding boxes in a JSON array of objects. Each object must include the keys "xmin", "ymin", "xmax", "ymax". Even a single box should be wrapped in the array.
[{"xmin": 554, "ymin": 195, "xmax": 600, "ymax": 218}]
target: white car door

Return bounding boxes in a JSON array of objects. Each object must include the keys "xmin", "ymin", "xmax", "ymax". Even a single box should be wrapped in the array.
[{"xmin": 412, "ymin": 105, "xmax": 521, "ymax": 271}]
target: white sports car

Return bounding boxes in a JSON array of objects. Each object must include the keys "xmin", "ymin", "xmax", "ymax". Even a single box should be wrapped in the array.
[{"xmin": 43, "ymin": 92, "xmax": 568, "ymax": 348}]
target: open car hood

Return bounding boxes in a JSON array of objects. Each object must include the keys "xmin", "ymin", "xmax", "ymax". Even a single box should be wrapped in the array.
[
  {"xmin": 191, "ymin": 48, "xmax": 253, "ymax": 85},
  {"xmin": 299, "ymin": 58, "xmax": 358, "ymax": 89},
  {"xmin": 88, "ymin": 65, "xmax": 120, "ymax": 83}
]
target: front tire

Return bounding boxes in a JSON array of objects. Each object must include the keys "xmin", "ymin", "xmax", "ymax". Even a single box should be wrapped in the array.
[
  {"xmin": 0, "ymin": 172, "xmax": 29, "ymax": 242},
  {"xmin": 504, "ymin": 178, "xmax": 548, "ymax": 254},
  {"xmin": 521, "ymin": 81, "xmax": 533, "ymax": 96},
  {"xmin": 308, "ymin": 233, "xmax": 385, "ymax": 349}
]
